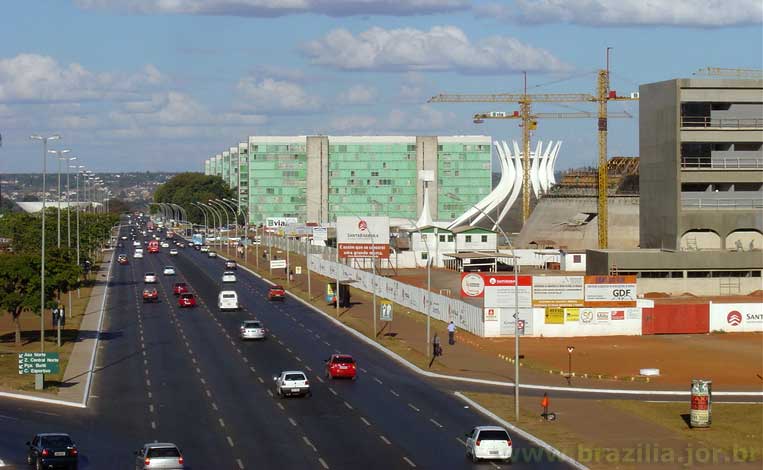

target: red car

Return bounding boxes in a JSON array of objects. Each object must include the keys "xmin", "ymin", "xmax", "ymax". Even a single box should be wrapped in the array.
[
  {"xmin": 172, "ymin": 282, "xmax": 189, "ymax": 296},
  {"xmin": 325, "ymin": 354, "xmax": 357, "ymax": 380},
  {"xmin": 117, "ymin": 255, "xmax": 129, "ymax": 265},
  {"xmin": 178, "ymin": 293, "xmax": 196, "ymax": 308},
  {"xmin": 142, "ymin": 288, "xmax": 159, "ymax": 303},
  {"xmin": 267, "ymin": 285, "xmax": 286, "ymax": 301}
]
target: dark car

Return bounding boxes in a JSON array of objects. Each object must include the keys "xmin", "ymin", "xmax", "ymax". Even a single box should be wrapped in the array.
[
  {"xmin": 267, "ymin": 285, "xmax": 286, "ymax": 301},
  {"xmin": 26, "ymin": 433, "xmax": 78, "ymax": 469}
]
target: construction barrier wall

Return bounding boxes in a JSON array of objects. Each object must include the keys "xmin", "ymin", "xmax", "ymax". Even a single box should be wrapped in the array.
[
  {"xmin": 642, "ymin": 303, "xmax": 710, "ymax": 335},
  {"xmin": 709, "ymin": 302, "xmax": 763, "ymax": 333}
]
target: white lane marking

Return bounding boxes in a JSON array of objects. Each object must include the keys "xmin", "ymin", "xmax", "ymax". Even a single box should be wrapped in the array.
[
  {"xmin": 237, "ymin": 458, "xmax": 244, "ymax": 469},
  {"xmin": 403, "ymin": 457, "xmax": 416, "ymax": 468},
  {"xmin": 286, "ymin": 347, "xmax": 292, "ymax": 353},
  {"xmin": 149, "ymin": 404, "xmax": 154, "ymax": 413},
  {"xmin": 359, "ymin": 367, "xmax": 367, "ymax": 373},
  {"xmin": 0, "ymin": 414, "xmax": 19, "ymax": 421},
  {"xmin": 316, "ymin": 376, "xmax": 325, "ymax": 383},
  {"xmin": 250, "ymin": 366, "xmax": 256, "ymax": 373},
  {"xmin": 343, "ymin": 401, "xmax": 353, "ymax": 410},
  {"xmin": 277, "ymin": 403, "xmax": 285, "ymax": 411},
  {"xmin": 456, "ymin": 437, "xmax": 467, "ymax": 446},
  {"xmin": 242, "ymin": 357, "xmax": 248, "ymax": 363},
  {"xmin": 429, "ymin": 418, "xmax": 443, "ymax": 428},
  {"xmin": 205, "ymin": 390, "xmax": 212, "ymax": 397},
  {"xmin": 151, "ymin": 421, "xmax": 156, "ymax": 429},
  {"xmin": 257, "ymin": 377, "xmax": 264, "ymax": 384},
  {"xmin": 227, "ymin": 436, "xmax": 235, "ymax": 447},
  {"xmin": 267, "ymin": 390, "xmax": 274, "ymax": 397},
  {"xmin": 200, "ymin": 378, "xmax": 206, "ymax": 385},
  {"xmin": 328, "ymin": 387, "xmax": 338, "ymax": 396},
  {"xmin": 390, "ymin": 389, "xmax": 399, "ymax": 397},
  {"xmin": 379, "ymin": 435, "xmax": 391, "ymax": 445},
  {"xmin": 373, "ymin": 377, "xmax": 383, "ymax": 384},
  {"xmin": 408, "ymin": 403, "xmax": 420, "ymax": 412},
  {"xmin": 305, "ymin": 365, "xmax": 312, "ymax": 372},
  {"xmin": 288, "ymin": 417, "xmax": 298, "ymax": 427},
  {"xmin": 295, "ymin": 356, "xmax": 302, "ymax": 362},
  {"xmin": 196, "ymin": 367, "xmax": 201, "ymax": 373},
  {"xmin": 318, "ymin": 457, "xmax": 329, "ymax": 469},
  {"xmin": 302, "ymin": 436, "xmax": 317, "ymax": 452},
  {"xmin": 146, "ymin": 379, "xmax": 151, "ymax": 387},
  {"xmin": 212, "ymin": 402, "xmax": 218, "ymax": 411},
  {"xmin": 360, "ymin": 417, "xmax": 371, "ymax": 426},
  {"xmin": 323, "ymin": 341, "xmax": 330, "ymax": 346},
  {"xmin": 219, "ymin": 418, "xmax": 226, "ymax": 428},
  {"xmin": 147, "ymin": 391, "xmax": 152, "ymax": 399},
  {"xmin": 334, "ymin": 349, "xmax": 340, "ymax": 354}
]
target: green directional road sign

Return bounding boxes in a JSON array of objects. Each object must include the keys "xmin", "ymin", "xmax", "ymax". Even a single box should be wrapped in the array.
[{"xmin": 18, "ymin": 352, "xmax": 60, "ymax": 375}]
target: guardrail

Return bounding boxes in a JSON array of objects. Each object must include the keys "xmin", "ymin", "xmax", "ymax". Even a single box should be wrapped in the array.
[
  {"xmin": 681, "ymin": 116, "xmax": 763, "ymax": 128},
  {"xmin": 681, "ymin": 157, "xmax": 763, "ymax": 169},
  {"xmin": 683, "ymin": 198, "xmax": 763, "ymax": 209}
]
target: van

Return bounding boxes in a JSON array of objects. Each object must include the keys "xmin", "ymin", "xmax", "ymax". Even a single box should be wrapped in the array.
[{"xmin": 218, "ymin": 291, "xmax": 239, "ymax": 311}]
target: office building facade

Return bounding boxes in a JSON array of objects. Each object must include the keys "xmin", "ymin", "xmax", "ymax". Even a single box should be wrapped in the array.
[{"xmin": 204, "ymin": 135, "xmax": 492, "ymax": 224}]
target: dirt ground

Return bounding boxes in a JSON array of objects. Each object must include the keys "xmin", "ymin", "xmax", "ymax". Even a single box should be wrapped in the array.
[{"xmin": 243, "ymin": 247, "xmax": 763, "ymax": 389}]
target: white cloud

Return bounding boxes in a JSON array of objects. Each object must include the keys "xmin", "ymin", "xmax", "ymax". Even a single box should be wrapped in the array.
[
  {"xmin": 302, "ymin": 26, "xmax": 568, "ymax": 73},
  {"xmin": 0, "ymin": 54, "xmax": 164, "ymax": 103},
  {"xmin": 338, "ymin": 84, "xmax": 378, "ymax": 104},
  {"xmin": 236, "ymin": 77, "xmax": 320, "ymax": 112},
  {"xmin": 475, "ymin": 0, "xmax": 763, "ymax": 27},
  {"xmin": 74, "ymin": 0, "xmax": 469, "ymax": 16},
  {"xmin": 385, "ymin": 105, "xmax": 456, "ymax": 131},
  {"xmin": 329, "ymin": 115, "xmax": 378, "ymax": 131}
]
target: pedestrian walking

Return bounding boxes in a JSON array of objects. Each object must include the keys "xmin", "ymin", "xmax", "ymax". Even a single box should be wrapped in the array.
[
  {"xmin": 59, "ymin": 304, "xmax": 65, "ymax": 321},
  {"xmin": 447, "ymin": 321, "xmax": 456, "ymax": 345},
  {"xmin": 429, "ymin": 333, "xmax": 442, "ymax": 368}
]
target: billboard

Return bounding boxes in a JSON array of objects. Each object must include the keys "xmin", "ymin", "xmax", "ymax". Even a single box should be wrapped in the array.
[
  {"xmin": 584, "ymin": 275, "xmax": 638, "ymax": 307},
  {"xmin": 265, "ymin": 217, "xmax": 298, "ymax": 232},
  {"xmin": 544, "ymin": 307, "xmax": 565, "ymax": 324},
  {"xmin": 312, "ymin": 226, "xmax": 328, "ymax": 243},
  {"xmin": 709, "ymin": 303, "xmax": 763, "ymax": 333},
  {"xmin": 483, "ymin": 275, "xmax": 533, "ymax": 309},
  {"xmin": 337, "ymin": 216, "xmax": 390, "ymax": 259},
  {"xmin": 532, "ymin": 276, "xmax": 585, "ymax": 307}
]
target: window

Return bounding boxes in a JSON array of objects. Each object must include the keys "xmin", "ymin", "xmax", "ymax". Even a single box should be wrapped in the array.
[
  {"xmin": 439, "ymin": 235, "xmax": 446, "ymax": 242},
  {"xmin": 421, "ymin": 252, "xmax": 428, "ymax": 260},
  {"xmin": 481, "ymin": 235, "xmax": 488, "ymax": 243},
  {"xmin": 573, "ymin": 255, "xmax": 581, "ymax": 263},
  {"xmin": 266, "ymin": 188, "xmax": 274, "ymax": 194},
  {"xmin": 465, "ymin": 235, "xmax": 472, "ymax": 242},
  {"xmin": 448, "ymin": 235, "xmax": 454, "ymax": 242},
  {"xmin": 351, "ymin": 171, "xmax": 355, "ymax": 176},
  {"xmin": 371, "ymin": 171, "xmax": 379, "ymax": 177}
]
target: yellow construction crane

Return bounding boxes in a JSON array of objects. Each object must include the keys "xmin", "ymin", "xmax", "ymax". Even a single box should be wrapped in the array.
[{"xmin": 429, "ymin": 51, "xmax": 638, "ymax": 248}]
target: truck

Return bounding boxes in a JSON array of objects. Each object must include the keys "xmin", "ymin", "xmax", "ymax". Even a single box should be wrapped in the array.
[{"xmin": 191, "ymin": 233, "xmax": 204, "ymax": 246}]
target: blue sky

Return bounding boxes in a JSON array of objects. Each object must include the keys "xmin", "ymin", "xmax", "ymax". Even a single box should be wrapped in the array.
[{"xmin": 1, "ymin": 0, "xmax": 761, "ymax": 173}]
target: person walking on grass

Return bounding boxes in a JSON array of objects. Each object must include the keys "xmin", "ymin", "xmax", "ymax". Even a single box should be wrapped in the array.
[{"xmin": 447, "ymin": 321, "xmax": 456, "ymax": 345}]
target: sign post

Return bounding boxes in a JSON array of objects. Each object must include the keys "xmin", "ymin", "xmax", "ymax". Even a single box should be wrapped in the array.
[
  {"xmin": 19, "ymin": 353, "xmax": 60, "ymax": 387},
  {"xmin": 380, "ymin": 300, "xmax": 393, "ymax": 337}
]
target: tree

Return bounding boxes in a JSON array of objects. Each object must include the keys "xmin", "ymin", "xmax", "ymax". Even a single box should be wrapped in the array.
[
  {"xmin": 154, "ymin": 173, "xmax": 234, "ymax": 225},
  {"xmin": 0, "ymin": 254, "xmax": 41, "ymax": 346}
]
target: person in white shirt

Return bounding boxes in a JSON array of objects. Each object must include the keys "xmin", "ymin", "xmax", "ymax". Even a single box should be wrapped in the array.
[{"xmin": 447, "ymin": 321, "xmax": 456, "ymax": 345}]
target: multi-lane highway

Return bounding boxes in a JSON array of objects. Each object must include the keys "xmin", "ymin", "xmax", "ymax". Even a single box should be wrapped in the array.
[{"xmin": 0, "ymin": 222, "xmax": 571, "ymax": 469}]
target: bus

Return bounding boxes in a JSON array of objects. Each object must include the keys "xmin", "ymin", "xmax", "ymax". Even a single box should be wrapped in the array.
[{"xmin": 148, "ymin": 240, "xmax": 160, "ymax": 253}]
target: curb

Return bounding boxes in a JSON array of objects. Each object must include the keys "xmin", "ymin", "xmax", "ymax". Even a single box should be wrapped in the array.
[
  {"xmin": 231, "ymin": 253, "xmax": 763, "ymax": 398},
  {"xmin": 496, "ymin": 354, "xmax": 652, "ymax": 383},
  {"xmin": 0, "ymin": 247, "xmax": 116, "ymax": 409},
  {"xmin": 455, "ymin": 391, "xmax": 589, "ymax": 470}
]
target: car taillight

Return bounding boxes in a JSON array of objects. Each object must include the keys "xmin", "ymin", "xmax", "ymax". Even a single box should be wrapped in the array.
[
  {"xmin": 507, "ymin": 439, "xmax": 512, "ymax": 446},
  {"xmin": 475, "ymin": 440, "xmax": 481, "ymax": 447},
  {"xmin": 304, "ymin": 380, "xmax": 309, "ymax": 386},
  {"xmin": 70, "ymin": 448, "xmax": 78, "ymax": 456},
  {"xmin": 144, "ymin": 457, "xmax": 151, "ymax": 465},
  {"xmin": 41, "ymin": 449, "xmax": 50, "ymax": 457},
  {"xmin": 178, "ymin": 456, "xmax": 184, "ymax": 465}
]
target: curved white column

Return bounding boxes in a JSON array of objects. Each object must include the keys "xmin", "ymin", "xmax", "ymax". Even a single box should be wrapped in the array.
[{"xmin": 471, "ymin": 141, "xmax": 512, "ymax": 226}]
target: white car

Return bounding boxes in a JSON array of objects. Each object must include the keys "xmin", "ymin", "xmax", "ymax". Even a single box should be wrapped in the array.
[
  {"xmin": 222, "ymin": 271, "xmax": 236, "ymax": 283},
  {"xmin": 274, "ymin": 370, "xmax": 311, "ymax": 398},
  {"xmin": 163, "ymin": 266, "xmax": 176, "ymax": 276},
  {"xmin": 240, "ymin": 320, "xmax": 266, "ymax": 340},
  {"xmin": 134, "ymin": 250, "xmax": 144, "ymax": 259},
  {"xmin": 161, "ymin": 241, "xmax": 170, "ymax": 248},
  {"xmin": 218, "ymin": 291, "xmax": 239, "ymax": 311},
  {"xmin": 169, "ymin": 248, "xmax": 178, "ymax": 256},
  {"xmin": 143, "ymin": 272, "xmax": 157, "ymax": 283},
  {"xmin": 133, "ymin": 240, "xmax": 141, "ymax": 247},
  {"xmin": 200, "ymin": 245, "xmax": 209, "ymax": 252},
  {"xmin": 208, "ymin": 251, "xmax": 217, "ymax": 258},
  {"xmin": 465, "ymin": 426, "xmax": 513, "ymax": 463}
]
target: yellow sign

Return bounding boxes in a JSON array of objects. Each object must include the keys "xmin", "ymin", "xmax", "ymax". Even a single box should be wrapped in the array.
[
  {"xmin": 545, "ymin": 307, "xmax": 565, "ymax": 324},
  {"xmin": 566, "ymin": 308, "xmax": 580, "ymax": 322}
]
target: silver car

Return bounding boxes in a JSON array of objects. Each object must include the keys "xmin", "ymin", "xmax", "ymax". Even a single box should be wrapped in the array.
[
  {"xmin": 240, "ymin": 320, "xmax": 266, "ymax": 340},
  {"xmin": 274, "ymin": 370, "xmax": 311, "ymax": 398},
  {"xmin": 134, "ymin": 442, "xmax": 184, "ymax": 469}
]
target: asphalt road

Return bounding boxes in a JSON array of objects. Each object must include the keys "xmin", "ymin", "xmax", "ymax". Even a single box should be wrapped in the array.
[{"xmin": 0, "ymin": 225, "xmax": 572, "ymax": 469}]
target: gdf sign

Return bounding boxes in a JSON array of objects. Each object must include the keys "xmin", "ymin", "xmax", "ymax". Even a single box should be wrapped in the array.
[
  {"xmin": 612, "ymin": 288, "xmax": 634, "ymax": 299},
  {"xmin": 584, "ymin": 276, "xmax": 637, "ymax": 307}
]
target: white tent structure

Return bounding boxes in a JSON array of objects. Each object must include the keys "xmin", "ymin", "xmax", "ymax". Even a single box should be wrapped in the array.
[{"xmin": 448, "ymin": 140, "xmax": 562, "ymax": 231}]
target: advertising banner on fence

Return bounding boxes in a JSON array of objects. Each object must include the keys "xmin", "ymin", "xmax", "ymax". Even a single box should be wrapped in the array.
[
  {"xmin": 485, "ymin": 308, "xmax": 499, "ymax": 322},
  {"xmin": 312, "ymin": 226, "xmax": 328, "ymax": 243},
  {"xmin": 337, "ymin": 216, "xmax": 390, "ymax": 259},
  {"xmin": 483, "ymin": 275, "xmax": 533, "ymax": 309},
  {"xmin": 532, "ymin": 276, "xmax": 585, "ymax": 307},
  {"xmin": 709, "ymin": 303, "xmax": 763, "ymax": 333},
  {"xmin": 265, "ymin": 217, "xmax": 298, "ymax": 232},
  {"xmin": 584, "ymin": 275, "xmax": 638, "ymax": 307},
  {"xmin": 500, "ymin": 308, "xmax": 534, "ymax": 336},
  {"xmin": 566, "ymin": 308, "xmax": 580, "ymax": 322},
  {"xmin": 544, "ymin": 307, "xmax": 565, "ymax": 324}
]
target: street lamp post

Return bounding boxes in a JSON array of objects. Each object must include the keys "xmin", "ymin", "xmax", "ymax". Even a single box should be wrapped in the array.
[
  {"xmin": 199, "ymin": 202, "xmax": 220, "ymax": 244},
  {"xmin": 567, "ymin": 346, "xmax": 575, "ymax": 379},
  {"xmin": 223, "ymin": 198, "xmax": 248, "ymax": 265},
  {"xmin": 212, "ymin": 199, "xmax": 234, "ymax": 257},
  {"xmin": 446, "ymin": 192, "xmax": 521, "ymax": 421},
  {"xmin": 64, "ymin": 156, "xmax": 76, "ymax": 328},
  {"xmin": 72, "ymin": 165, "xmax": 84, "ymax": 298},
  {"xmin": 30, "ymin": 134, "xmax": 61, "ymax": 391},
  {"xmin": 48, "ymin": 149, "xmax": 70, "ymax": 247},
  {"xmin": 209, "ymin": 200, "xmax": 229, "ymax": 255},
  {"xmin": 190, "ymin": 203, "xmax": 209, "ymax": 239}
]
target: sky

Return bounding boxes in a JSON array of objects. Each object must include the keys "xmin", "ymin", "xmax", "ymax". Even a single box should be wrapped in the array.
[{"xmin": 0, "ymin": 0, "xmax": 761, "ymax": 173}]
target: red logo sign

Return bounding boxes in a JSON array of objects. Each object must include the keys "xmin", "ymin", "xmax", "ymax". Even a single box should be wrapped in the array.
[
  {"xmin": 727, "ymin": 310, "xmax": 742, "ymax": 326},
  {"xmin": 358, "ymin": 220, "xmax": 368, "ymax": 232}
]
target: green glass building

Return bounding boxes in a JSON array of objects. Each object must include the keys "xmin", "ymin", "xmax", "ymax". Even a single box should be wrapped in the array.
[{"xmin": 204, "ymin": 135, "xmax": 492, "ymax": 225}]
